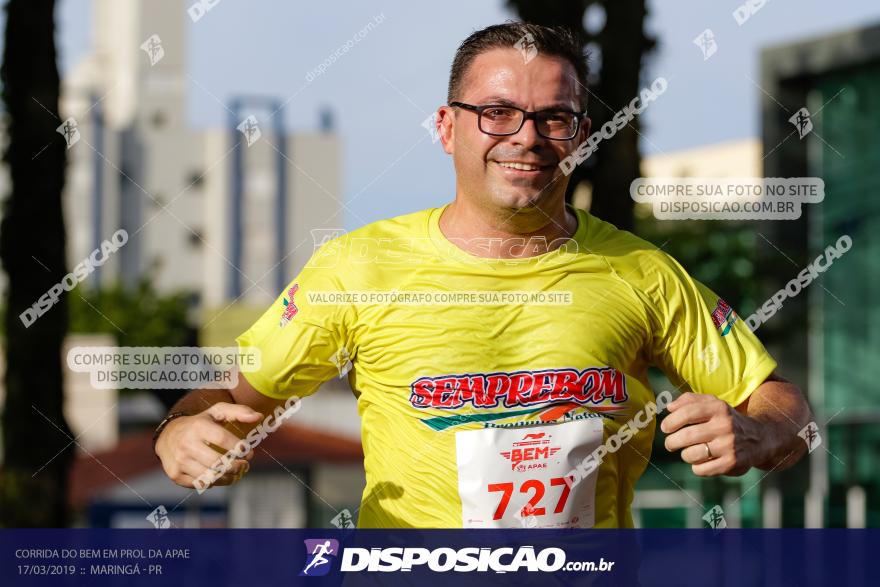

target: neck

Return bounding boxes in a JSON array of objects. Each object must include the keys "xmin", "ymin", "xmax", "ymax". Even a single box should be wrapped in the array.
[{"xmin": 438, "ymin": 197, "xmax": 577, "ymax": 259}]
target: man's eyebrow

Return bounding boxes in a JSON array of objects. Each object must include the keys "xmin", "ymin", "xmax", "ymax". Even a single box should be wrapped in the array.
[{"xmin": 476, "ymin": 96, "xmax": 578, "ymax": 110}]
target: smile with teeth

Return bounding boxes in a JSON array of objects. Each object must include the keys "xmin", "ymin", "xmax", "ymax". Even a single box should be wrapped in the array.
[{"xmin": 495, "ymin": 161, "xmax": 547, "ymax": 171}]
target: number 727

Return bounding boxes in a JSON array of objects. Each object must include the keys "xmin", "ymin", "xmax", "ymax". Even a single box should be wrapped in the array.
[{"xmin": 488, "ymin": 477, "xmax": 572, "ymax": 520}]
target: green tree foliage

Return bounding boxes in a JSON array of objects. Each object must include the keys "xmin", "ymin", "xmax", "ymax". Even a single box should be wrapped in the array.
[{"xmin": 69, "ymin": 280, "xmax": 193, "ymax": 348}]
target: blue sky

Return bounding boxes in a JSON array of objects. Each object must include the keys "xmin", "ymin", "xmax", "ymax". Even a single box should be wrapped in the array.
[{"xmin": 53, "ymin": 0, "xmax": 880, "ymax": 230}]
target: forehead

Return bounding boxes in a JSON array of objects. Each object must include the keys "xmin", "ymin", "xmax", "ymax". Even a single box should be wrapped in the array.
[{"xmin": 460, "ymin": 47, "xmax": 581, "ymax": 108}]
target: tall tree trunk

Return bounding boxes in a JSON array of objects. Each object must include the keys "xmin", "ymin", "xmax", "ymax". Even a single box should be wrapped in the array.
[
  {"xmin": 507, "ymin": 0, "xmax": 656, "ymax": 231},
  {"xmin": 0, "ymin": 0, "xmax": 72, "ymax": 526}
]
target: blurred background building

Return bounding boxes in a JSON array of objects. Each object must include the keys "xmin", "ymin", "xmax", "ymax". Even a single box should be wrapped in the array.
[
  {"xmin": 759, "ymin": 21, "xmax": 880, "ymax": 529},
  {"xmin": 61, "ymin": 0, "xmax": 341, "ymax": 305}
]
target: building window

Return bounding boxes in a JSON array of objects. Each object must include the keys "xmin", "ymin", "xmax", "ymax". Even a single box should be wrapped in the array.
[
  {"xmin": 151, "ymin": 110, "xmax": 167, "ymax": 128},
  {"xmin": 188, "ymin": 230, "xmax": 204, "ymax": 247},
  {"xmin": 187, "ymin": 171, "xmax": 205, "ymax": 189},
  {"xmin": 149, "ymin": 192, "xmax": 166, "ymax": 209}
]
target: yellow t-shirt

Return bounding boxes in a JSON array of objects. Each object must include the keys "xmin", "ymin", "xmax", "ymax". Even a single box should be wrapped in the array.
[{"xmin": 235, "ymin": 204, "xmax": 777, "ymax": 528}]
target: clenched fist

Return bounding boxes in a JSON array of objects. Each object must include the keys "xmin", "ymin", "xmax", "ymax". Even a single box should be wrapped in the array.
[
  {"xmin": 155, "ymin": 402, "xmax": 263, "ymax": 489},
  {"xmin": 661, "ymin": 392, "xmax": 767, "ymax": 477}
]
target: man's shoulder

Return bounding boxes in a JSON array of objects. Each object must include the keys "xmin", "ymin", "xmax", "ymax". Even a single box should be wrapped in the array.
[
  {"xmin": 581, "ymin": 212, "xmax": 663, "ymax": 261},
  {"xmin": 580, "ymin": 211, "xmax": 688, "ymax": 285},
  {"xmin": 305, "ymin": 207, "xmax": 438, "ymax": 274}
]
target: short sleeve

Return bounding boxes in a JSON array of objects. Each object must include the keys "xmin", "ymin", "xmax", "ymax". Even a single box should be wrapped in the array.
[
  {"xmin": 642, "ymin": 251, "xmax": 777, "ymax": 407},
  {"xmin": 235, "ymin": 244, "xmax": 354, "ymax": 400}
]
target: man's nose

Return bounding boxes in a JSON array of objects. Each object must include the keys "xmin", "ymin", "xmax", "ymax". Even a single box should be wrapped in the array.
[{"xmin": 508, "ymin": 116, "xmax": 543, "ymax": 148}]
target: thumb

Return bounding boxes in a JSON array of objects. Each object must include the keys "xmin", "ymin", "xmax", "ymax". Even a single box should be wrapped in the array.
[{"xmin": 206, "ymin": 402, "xmax": 263, "ymax": 424}]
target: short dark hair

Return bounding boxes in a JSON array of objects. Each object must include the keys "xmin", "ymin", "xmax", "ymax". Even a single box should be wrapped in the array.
[{"xmin": 447, "ymin": 22, "xmax": 588, "ymax": 110}]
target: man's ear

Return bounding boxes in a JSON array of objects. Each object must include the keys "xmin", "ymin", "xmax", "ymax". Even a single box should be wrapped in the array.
[{"xmin": 436, "ymin": 106, "xmax": 455, "ymax": 154}]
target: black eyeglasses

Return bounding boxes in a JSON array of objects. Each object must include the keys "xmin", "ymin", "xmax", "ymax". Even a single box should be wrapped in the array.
[{"xmin": 449, "ymin": 101, "xmax": 586, "ymax": 141}]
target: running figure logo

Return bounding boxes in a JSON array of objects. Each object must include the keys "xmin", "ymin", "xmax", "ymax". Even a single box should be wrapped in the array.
[
  {"xmin": 789, "ymin": 107, "xmax": 813, "ymax": 139},
  {"xmin": 140, "ymin": 34, "xmax": 165, "ymax": 66},
  {"xmin": 56, "ymin": 117, "xmax": 80, "ymax": 149},
  {"xmin": 300, "ymin": 539, "xmax": 339, "ymax": 577},
  {"xmin": 693, "ymin": 29, "xmax": 717, "ymax": 61},
  {"xmin": 237, "ymin": 115, "xmax": 262, "ymax": 146}
]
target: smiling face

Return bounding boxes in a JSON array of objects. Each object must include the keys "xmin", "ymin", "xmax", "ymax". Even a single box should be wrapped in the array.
[{"xmin": 437, "ymin": 47, "xmax": 589, "ymax": 219}]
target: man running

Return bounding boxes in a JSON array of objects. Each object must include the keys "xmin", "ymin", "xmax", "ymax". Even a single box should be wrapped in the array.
[
  {"xmin": 302, "ymin": 541, "xmax": 334, "ymax": 575},
  {"xmin": 154, "ymin": 22, "xmax": 812, "ymax": 528}
]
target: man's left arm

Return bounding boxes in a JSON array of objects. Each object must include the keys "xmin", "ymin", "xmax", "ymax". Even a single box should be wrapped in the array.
[{"xmin": 661, "ymin": 372, "xmax": 813, "ymax": 476}]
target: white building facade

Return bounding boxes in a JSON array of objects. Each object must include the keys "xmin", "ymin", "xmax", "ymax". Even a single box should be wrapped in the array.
[{"xmin": 59, "ymin": 0, "xmax": 341, "ymax": 308}]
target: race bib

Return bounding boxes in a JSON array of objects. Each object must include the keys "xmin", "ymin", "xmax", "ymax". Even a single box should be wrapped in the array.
[{"xmin": 455, "ymin": 417, "xmax": 605, "ymax": 528}]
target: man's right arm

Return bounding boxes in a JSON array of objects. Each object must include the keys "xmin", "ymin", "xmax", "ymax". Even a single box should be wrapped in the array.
[
  {"xmin": 154, "ymin": 368, "xmax": 287, "ymax": 489},
  {"xmin": 158, "ymin": 247, "xmax": 352, "ymax": 490}
]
